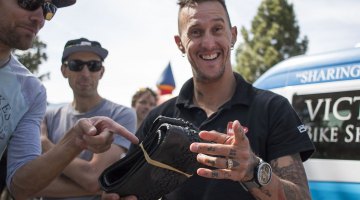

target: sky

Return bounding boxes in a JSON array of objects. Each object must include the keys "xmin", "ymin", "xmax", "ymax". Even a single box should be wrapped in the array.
[{"xmin": 37, "ymin": 0, "xmax": 360, "ymax": 107}]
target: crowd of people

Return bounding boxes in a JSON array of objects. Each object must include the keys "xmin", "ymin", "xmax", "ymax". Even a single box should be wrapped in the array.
[{"xmin": 0, "ymin": 0, "xmax": 315, "ymax": 200}]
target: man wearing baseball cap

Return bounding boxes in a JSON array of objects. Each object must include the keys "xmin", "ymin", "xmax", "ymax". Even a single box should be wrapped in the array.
[
  {"xmin": 0, "ymin": 1, "xmax": 139, "ymax": 199},
  {"xmin": 61, "ymin": 38, "xmax": 109, "ymax": 62},
  {"xmin": 39, "ymin": 38, "xmax": 136, "ymax": 199}
]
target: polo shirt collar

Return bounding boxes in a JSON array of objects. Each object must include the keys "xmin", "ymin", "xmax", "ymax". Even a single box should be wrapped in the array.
[{"xmin": 175, "ymin": 72, "xmax": 253, "ymax": 109}]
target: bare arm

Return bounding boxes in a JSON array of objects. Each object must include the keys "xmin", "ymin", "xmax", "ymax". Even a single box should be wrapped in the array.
[
  {"xmin": 246, "ymin": 154, "xmax": 311, "ymax": 200},
  {"xmin": 41, "ymin": 120, "xmax": 127, "ymax": 193},
  {"xmin": 35, "ymin": 174, "xmax": 99, "ymax": 197},
  {"xmin": 10, "ymin": 117, "xmax": 138, "ymax": 200},
  {"xmin": 62, "ymin": 144, "xmax": 126, "ymax": 193},
  {"xmin": 11, "ymin": 127, "xmax": 85, "ymax": 200}
]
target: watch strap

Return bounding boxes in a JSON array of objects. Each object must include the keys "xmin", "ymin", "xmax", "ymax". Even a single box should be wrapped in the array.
[
  {"xmin": 239, "ymin": 180, "xmax": 260, "ymax": 192},
  {"xmin": 240, "ymin": 157, "xmax": 271, "ymax": 191}
]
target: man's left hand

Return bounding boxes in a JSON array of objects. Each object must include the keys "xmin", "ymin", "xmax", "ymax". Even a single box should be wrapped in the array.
[{"xmin": 189, "ymin": 120, "xmax": 257, "ymax": 182}]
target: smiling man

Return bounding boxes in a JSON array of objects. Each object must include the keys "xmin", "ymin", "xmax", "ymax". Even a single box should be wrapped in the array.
[{"xmin": 102, "ymin": 0, "xmax": 314, "ymax": 200}]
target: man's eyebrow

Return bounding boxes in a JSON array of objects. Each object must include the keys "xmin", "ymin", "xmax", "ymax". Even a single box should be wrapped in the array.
[
  {"xmin": 188, "ymin": 17, "xmax": 226, "ymax": 28},
  {"xmin": 212, "ymin": 17, "xmax": 226, "ymax": 23}
]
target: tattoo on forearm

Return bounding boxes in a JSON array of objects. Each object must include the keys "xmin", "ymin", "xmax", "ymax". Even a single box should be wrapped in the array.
[{"xmin": 271, "ymin": 154, "xmax": 310, "ymax": 200}]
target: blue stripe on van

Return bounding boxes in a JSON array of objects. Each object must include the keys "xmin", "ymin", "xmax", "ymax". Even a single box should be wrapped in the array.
[
  {"xmin": 253, "ymin": 48, "xmax": 360, "ymax": 90},
  {"xmin": 310, "ymin": 181, "xmax": 360, "ymax": 200}
]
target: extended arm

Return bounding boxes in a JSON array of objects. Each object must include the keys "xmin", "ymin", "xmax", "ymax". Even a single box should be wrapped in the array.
[
  {"xmin": 35, "ymin": 174, "xmax": 99, "ymax": 197},
  {"xmin": 40, "ymin": 118, "xmax": 129, "ymax": 194},
  {"xmin": 11, "ymin": 128, "xmax": 86, "ymax": 200},
  {"xmin": 10, "ymin": 117, "xmax": 138, "ymax": 200},
  {"xmin": 62, "ymin": 144, "xmax": 126, "ymax": 192}
]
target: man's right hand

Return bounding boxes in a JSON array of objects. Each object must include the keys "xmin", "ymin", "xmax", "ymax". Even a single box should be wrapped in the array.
[{"xmin": 72, "ymin": 116, "xmax": 139, "ymax": 153}]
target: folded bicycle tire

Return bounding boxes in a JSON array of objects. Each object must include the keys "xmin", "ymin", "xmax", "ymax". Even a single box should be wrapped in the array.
[{"xmin": 99, "ymin": 116, "xmax": 203, "ymax": 200}]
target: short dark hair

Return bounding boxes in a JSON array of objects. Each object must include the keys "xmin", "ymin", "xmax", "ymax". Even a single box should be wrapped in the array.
[
  {"xmin": 131, "ymin": 87, "xmax": 158, "ymax": 107},
  {"xmin": 177, "ymin": 0, "xmax": 232, "ymax": 34}
]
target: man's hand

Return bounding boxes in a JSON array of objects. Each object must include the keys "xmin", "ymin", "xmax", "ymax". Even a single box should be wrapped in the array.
[
  {"xmin": 189, "ymin": 120, "xmax": 258, "ymax": 182},
  {"xmin": 73, "ymin": 116, "xmax": 139, "ymax": 153}
]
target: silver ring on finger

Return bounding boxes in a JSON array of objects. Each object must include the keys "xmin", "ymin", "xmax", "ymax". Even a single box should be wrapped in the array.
[{"xmin": 226, "ymin": 158, "xmax": 234, "ymax": 169}]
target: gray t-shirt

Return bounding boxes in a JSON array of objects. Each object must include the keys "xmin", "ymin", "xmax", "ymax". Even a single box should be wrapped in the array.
[
  {"xmin": 0, "ymin": 55, "xmax": 47, "ymax": 188},
  {"xmin": 44, "ymin": 99, "xmax": 136, "ymax": 200}
]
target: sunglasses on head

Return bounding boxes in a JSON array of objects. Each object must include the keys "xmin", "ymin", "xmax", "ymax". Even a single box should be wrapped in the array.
[
  {"xmin": 18, "ymin": 0, "xmax": 57, "ymax": 21},
  {"xmin": 64, "ymin": 60, "xmax": 103, "ymax": 72}
]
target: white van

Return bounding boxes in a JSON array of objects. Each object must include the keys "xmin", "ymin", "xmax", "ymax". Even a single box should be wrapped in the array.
[{"xmin": 253, "ymin": 47, "xmax": 360, "ymax": 200}]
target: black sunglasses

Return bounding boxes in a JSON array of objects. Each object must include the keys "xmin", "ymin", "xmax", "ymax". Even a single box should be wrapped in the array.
[
  {"xmin": 64, "ymin": 60, "xmax": 103, "ymax": 72},
  {"xmin": 18, "ymin": 0, "xmax": 57, "ymax": 21}
]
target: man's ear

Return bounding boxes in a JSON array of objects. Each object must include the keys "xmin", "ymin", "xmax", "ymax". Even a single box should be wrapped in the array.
[
  {"xmin": 174, "ymin": 35, "xmax": 185, "ymax": 54},
  {"xmin": 61, "ymin": 64, "xmax": 67, "ymax": 78},
  {"xmin": 231, "ymin": 26, "xmax": 238, "ymax": 46}
]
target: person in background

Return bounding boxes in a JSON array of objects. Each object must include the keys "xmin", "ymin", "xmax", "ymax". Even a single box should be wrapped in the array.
[
  {"xmin": 102, "ymin": 0, "xmax": 314, "ymax": 199},
  {"xmin": 0, "ymin": 1, "xmax": 138, "ymax": 199},
  {"xmin": 38, "ymin": 38, "xmax": 137, "ymax": 199},
  {"xmin": 131, "ymin": 87, "xmax": 157, "ymax": 129}
]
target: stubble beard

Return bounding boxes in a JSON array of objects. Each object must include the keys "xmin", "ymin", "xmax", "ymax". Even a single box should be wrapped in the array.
[
  {"xmin": 0, "ymin": 24, "xmax": 34, "ymax": 51},
  {"xmin": 193, "ymin": 64, "xmax": 226, "ymax": 84}
]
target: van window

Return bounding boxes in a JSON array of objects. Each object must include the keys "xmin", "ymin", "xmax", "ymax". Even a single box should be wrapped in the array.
[{"xmin": 292, "ymin": 90, "xmax": 360, "ymax": 160}]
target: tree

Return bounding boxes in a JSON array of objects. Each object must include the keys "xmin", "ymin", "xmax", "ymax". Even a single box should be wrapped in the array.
[
  {"xmin": 13, "ymin": 36, "xmax": 50, "ymax": 81},
  {"xmin": 234, "ymin": 0, "xmax": 308, "ymax": 83}
]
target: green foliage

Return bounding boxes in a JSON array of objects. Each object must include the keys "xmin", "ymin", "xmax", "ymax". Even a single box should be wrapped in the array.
[
  {"xmin": 13, "ymin": 36, "xmax": 50, "ymax": 81},
  {"xmin": 234, "ymin": 0, "xmax": 308, "ymax": 83}
]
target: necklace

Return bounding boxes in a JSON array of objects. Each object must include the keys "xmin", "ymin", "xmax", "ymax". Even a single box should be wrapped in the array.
[{"xmin": 0, "ymin": 56, "xmax": 10, "ymax": 68}]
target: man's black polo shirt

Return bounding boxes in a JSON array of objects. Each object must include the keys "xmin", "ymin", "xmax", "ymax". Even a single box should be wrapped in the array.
[{"xmin": 135, "ymin": 73, "xmax": 315, "ymax": 200}]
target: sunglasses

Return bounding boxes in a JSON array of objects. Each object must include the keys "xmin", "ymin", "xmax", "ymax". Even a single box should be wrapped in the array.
[
  {"xmin": 64, "ymin": 60, "xmax": 103, "ymax": 72},
  {"xmin": 18, "ymin": 0, "xmax": 57, "ymax": 21}
]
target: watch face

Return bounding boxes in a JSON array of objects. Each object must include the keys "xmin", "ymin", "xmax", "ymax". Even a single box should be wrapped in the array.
[{"xmin": 257, "ymin": 162, "xmax": 272, "ymax": 185}]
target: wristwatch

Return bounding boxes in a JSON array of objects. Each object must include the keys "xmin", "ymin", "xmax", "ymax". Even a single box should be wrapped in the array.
[{"xmin": 240, "ymin": 157, "xmax": 272, "ymax": 191}]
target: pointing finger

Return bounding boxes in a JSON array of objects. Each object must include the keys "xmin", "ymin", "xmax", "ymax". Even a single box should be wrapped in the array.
[{"xmin": 90, "ymin": 116, "xmax": 139, "ymax": 144}]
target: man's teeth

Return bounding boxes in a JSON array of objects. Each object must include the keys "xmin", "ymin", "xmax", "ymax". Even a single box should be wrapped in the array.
[{"xmin": 202, "ymin": 53, "xmax": 218, "ymax": 60}]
